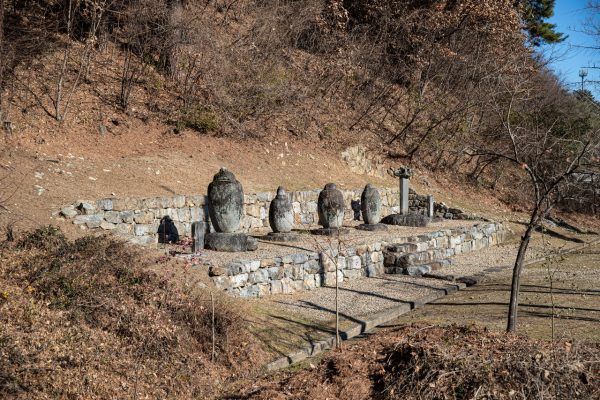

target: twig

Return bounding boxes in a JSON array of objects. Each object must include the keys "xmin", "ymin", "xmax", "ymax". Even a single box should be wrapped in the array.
[
  {"xmin": 408, "ymin": 325, "xmax": 435, "ymax": 345},
  {"xmin": 437, "ymin": 370, "xmax": 457, "ymax": 379},
  {"xmin": 133, "ymin": 352, "xmax": 143, "ymax": 400},
  {"xmin": 211, "ymin": 291, "xmax": 215, "ymax": 362}
]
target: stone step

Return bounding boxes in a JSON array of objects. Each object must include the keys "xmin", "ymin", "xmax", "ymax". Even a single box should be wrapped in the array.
[
  {"xmin": 383, "ymin": 247, "xmax": 454, "ymax": 269},
  {"xmin": 384, "ymin": 258, "xmax": 456, "ymax": 277}
]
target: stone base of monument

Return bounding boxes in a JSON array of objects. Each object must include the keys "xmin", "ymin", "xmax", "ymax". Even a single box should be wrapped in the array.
[
  {"xmin": 204, "ymin": 232, "xmax": 258, "ymax": 252},
  {"xmin": 311, "ymin": 227, "xmax": 350, "ymax": 236},
  {"xmin": 260, "ymin": 232, "xmax": 301, "ymax": 242},
  {"xmin": 381, "ymin": 213, "xmax": 431, "ymax": 227},
  {"xmin": 356, "ymin": 223, "xmax": 388, "ymax": 231}
]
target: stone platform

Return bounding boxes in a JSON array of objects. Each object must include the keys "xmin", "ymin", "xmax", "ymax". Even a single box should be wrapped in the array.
[
  {"xmin": 356, "ymin": 223, "xmax": 388, "ymax": 231},
  {"xmin": 204, "ymin": 232, "xmax": 258, "ymax": 252},
  {"xmin": 381, "ymin": 213, "xmax": 431, "ymax": 227},
  {"xmin": 259, "ymin": 232, "xmax": 301, "ymax": 242},
  {"xmin": 310, "ymin": 228, "xmax": 350, "ymax": 236},
  {"xmin": 207, "ymin": 222, "xmax": 507, "ymax": 298}
]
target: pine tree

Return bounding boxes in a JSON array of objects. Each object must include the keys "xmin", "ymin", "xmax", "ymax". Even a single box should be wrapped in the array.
[{"xmin": 519, "ymin": 0, "xmax": 566, "ymax": 46}]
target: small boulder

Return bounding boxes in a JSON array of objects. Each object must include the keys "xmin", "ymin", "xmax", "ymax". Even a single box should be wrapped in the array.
[
  {"xmin": 60, "ymin": 205, "xmax": 78, "ymax": 219},
  {"xmin": 209, "ymin": 266, "xmax": 228, "ymax": 277}
]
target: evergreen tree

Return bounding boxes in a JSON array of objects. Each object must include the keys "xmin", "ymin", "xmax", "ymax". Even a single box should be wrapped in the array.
[{"xmin": 519, "ymin": 0, "xmax": 566, "ymax": 46}]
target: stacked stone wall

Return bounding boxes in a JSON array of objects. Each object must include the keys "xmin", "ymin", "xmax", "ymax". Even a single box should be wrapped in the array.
[
  {"xmin": 58, "ymin": 187, "xmax": 472, "ymax": 244},
  {"xmin": 211, "ymin": 222, "xmax": 505, "ymax": 298}
]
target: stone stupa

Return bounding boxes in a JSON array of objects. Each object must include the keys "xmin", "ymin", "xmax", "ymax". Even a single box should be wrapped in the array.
[
  {"xmin": 356, "ymin": 183, "xmax": 387, "ymax": 231},
  {"xmin": 203, "ymin": 167, "xmax": 258, "ymax": 252},
  {"xmin": 262, "ymin": 186, "xmax": 300, "ymax": 242}
]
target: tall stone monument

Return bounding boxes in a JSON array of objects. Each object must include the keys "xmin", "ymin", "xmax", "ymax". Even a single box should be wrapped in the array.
[
  {"xmin": 427, "ymin": 194, "xmax": 434, "ymax": 218},
  {"xmin": 204, "ymin": 168, "xmax": 258, "ymax": 252},
  {"xmin": 263, "ymin": 186, "xmax": 300, "ymax": 242},
  {"xmin": 356, "ymin": 184, "xmax": 387, "ymax": 231},
  {"xmin": 394, "ymin": 166, "xmax": 414, "ymax": 215},
  {"xmin": 381, "ymin": 166, "xmax": 431, "ymax": 227},
  {"xmin": 313, "ymin": 183, "xmax": 349, "ymax": 235}
]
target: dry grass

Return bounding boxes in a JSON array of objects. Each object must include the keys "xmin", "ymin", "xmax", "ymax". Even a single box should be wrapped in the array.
[
  {"xmin": 0, "ymin": 226, "xmax": 267, "ymax": 398},
  {"xmin": 243, "ymin": 322, "xmax": 600, "ymax": 400}
]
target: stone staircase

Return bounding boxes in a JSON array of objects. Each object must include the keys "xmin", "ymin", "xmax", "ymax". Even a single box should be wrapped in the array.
[{"xmin": 383, "ymin": 237, "xmax": 457, "ymax": 278}]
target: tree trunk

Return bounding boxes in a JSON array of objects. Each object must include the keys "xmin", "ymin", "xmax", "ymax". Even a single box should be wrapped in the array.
[
  {"xmin": 335, "ymin": 257, "xmax": 339, "ymax": 349},
  {"xmin": 506, "ymin": 212, "xmax": 538, "ymax": 333},
  {"xmin": 0, "ymin": 0, "xmax": 4, "ymax": 123}
]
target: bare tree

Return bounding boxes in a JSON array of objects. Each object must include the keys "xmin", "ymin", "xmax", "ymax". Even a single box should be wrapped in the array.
[
  {"xmin": 463, "ymin": 54, "xmax": 600, "ymax": 333},
  {"xmin": 54, "ymin": 0, "xmax": 108, "ymax": 122},
  {"xmin": 0, "ymin": 0, "xmax": 4, "ymax": 124}
]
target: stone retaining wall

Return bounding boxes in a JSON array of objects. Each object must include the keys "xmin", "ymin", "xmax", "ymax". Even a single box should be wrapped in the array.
[
  {"xmin": 210, "ymin": 222, "xmax": 505, "ymax": 298},
  {"xmin": 58, "ymin": 187, "xmax": 472, "ymax": 244}
]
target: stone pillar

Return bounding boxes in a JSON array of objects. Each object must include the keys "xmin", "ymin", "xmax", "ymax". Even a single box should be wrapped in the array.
[
  {"xmin": 393, "ymin": 166, "xmax": 414, "ymax": 215},
  {"xmin": 427, "ymin": 195, "xmax": 434, "ymax": 218},
  {"xmin": 399, "ymin": 178, "xmax": 409, "ymax": 215},
  {"xmin": 191, "ymin": 221, "xmax": 204, "ymax": 253}
]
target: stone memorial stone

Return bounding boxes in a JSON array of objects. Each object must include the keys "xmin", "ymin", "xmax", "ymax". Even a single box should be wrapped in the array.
[
  {"xmin": 204, "ymin": 168, "xmax": 258, "ymax": 252},
  {"xmin": 356, "ymin": 184, "xmax": 387, "ymax": 231},
  {"xmin": 191, "ymin": 221, "xmax": 204, "ymax": 253}
]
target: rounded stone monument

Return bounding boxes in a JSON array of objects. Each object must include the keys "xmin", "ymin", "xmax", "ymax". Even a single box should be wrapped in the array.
[
  {"xmin": 204, "ymin": 167, "xmax": 258, "ymax": 252},
  {"xmin": 262, "ymin": 186, "xmax": 300, "ymax": 242},
  {"xmin": 270, "ymin": 186, "xmax": 293, "ymax": 232},
  {"xmin": 314, "ymin": 183, "xmax": 349, "ymax": 235},
  {"xmin": 207, "ymin": 167, "xmax": 244, "ymax": 232},
  {"xmin": 356, "ymin": 183, "xmax": 387, "ymax": 231}
]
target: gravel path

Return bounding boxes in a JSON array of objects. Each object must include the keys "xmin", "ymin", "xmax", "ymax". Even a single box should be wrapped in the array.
[{"xmin": 256, "ymin": 242, "xmax": 533, "ymax": 324}]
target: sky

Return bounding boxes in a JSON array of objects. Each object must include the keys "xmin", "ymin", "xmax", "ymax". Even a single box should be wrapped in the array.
[{"xmin": 546, "ymin": 0, "xmax": 599, "ymax": 96}]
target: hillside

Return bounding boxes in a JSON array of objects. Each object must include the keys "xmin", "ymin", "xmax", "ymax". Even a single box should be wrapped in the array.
[
  {"xmin": 0, "ymin": 0, "xmax": 598, "ymax": 236},
  {"xmin": 1, "ymin": 1, "xmax": 600, "ymax": 399}
]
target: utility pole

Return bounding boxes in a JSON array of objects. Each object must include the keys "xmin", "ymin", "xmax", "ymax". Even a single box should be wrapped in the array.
[{"xmin": 579, "ymin": 69, "xmax": 588, "ymax": 92}]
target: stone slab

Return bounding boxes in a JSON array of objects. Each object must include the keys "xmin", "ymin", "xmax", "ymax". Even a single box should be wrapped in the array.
[
  {"xmin": 259, "ymin": 232, "xmax": 301, "ymax": 242},
  {"xmin": 423, "ymin": 272, "xmax": 456, "ymax": 282},
  {"xmin": 310, "ymin": 228, "xmax": 350, "ymax": 236},
  {"xmin": 381, "ymin": 213, "xmax": 431, "ymax": 227},
  {"xmin": 204, "ymin": 232, "xmax": 258, "ymax": 252},
  {"xmin": 355, "ymin": 223, "xmax": 388, "ymax": 231},
  {"xmin": 191, "ymin": 221, "xmax": 204, "ymax": 253}
]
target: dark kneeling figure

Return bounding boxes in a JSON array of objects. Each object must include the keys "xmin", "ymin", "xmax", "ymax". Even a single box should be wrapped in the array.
[
  {"xmin": 158, "ymin": 216, "xmax": 179, "ymax": 243},
  {"xmin": 351, "ymin": 199, "xmax": 361, "ymax": 221}
]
